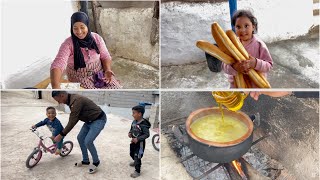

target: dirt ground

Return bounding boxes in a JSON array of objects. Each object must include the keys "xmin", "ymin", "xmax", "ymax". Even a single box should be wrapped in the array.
[
  {"xmin": 160, "ymin": 133, "xmax": 192, "ymax": 180},
  {"xmin": 1, "ymin": 91, "xmax": 159, "ymax": 180}
]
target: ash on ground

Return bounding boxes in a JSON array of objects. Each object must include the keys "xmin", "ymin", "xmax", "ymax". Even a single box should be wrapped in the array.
[{"xmin": 165, "ymin": 125, "xmax": 286, "ymax": 180}]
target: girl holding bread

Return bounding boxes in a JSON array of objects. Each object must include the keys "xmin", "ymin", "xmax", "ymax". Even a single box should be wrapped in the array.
[{"xmin": 222, "ymin": 10, "xmax": 273, "ymax": 88}]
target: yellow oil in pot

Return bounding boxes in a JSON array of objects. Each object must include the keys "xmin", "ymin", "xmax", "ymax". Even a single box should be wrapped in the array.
[
  {"xmin": 189, "ymin": 92, "xmax": 249, "ymax": 143},
  {"xmin": 190, "ymin": 114, "xmax": 248, "ymax": 143}
]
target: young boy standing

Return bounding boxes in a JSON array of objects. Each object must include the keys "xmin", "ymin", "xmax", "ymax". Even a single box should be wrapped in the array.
[
  {"xmin": 128, "ymin": 106, "xmax": 151, "ymax": 178},
  {"xmin": 32, "ymin": 107, "xmax": 64, "ymax": 155}
]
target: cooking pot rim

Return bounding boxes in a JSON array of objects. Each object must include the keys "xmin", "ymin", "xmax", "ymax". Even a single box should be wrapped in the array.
[{"xmin": 186, "ymin": 107, "xmax": 254, "ymax": 147}]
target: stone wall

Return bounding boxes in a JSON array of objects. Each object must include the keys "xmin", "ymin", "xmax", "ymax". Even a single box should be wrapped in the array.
[{"xmin": 89, "ymin": 1, "xmax": 159, "ymax": 67}]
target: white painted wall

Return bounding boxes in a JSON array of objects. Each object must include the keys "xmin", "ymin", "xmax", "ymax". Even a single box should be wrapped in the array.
[
  {"xmin": 161, "ymin": 0, "xmax": 314, "ymax": 65},
  {"xmin": 1, "ymin": 0, "xmax": 77, "ymax": 88}
]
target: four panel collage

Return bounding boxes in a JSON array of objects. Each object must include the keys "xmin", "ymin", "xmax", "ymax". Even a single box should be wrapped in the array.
[{"xmin": 1, "ymin": 0, "xmax": 319, "ymax": 180}]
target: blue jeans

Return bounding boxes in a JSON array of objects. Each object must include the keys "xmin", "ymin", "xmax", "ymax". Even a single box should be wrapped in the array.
[
  {"xmin": 56, "ymin": 137, "xmax": 64, "ymax": 149},
  {"xmin": 77, "ymin": 118, "xmax": 106, "ymax": 163}
]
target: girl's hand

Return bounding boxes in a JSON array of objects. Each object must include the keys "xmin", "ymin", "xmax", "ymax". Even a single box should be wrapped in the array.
[
  {"xmin": 242, "ymin": 56, "xmax": 257, "ymax": 73},
  {"xmin": 103, "ymin": 70, "xmax": 114, "ymax": 84},
  {"xmin": 248, "ymin": 55, "xmax": 257, "ymax": 69},
  {"xmin": 31, "ymin": 125, "xmax": 36, "ymax": 129},
  {"xmin": 232, "ymin": 61, "xmax": 247, "ymax": 74}
]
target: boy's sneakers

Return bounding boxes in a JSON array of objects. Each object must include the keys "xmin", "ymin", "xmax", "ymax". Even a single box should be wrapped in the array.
[
  {"xmin": 75, "ymin": 161, "xmax": 90, "ymax": 167},
  {"xmin": 55, "ymin": 149, "xmax": 61, "ymax": 155},
  {"xmin": 88, "ymin": 161, "xmax": 100, "ymax": 174},
  {"xmin": 130, "ymin": 171, "xmax": 140, "ymax": 178},
  {"xmin": 129, "ymin": 162, "xmax": 135, "ymax": 167}
]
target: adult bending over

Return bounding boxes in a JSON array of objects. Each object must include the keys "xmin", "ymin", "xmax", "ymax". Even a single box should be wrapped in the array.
[{"xmin": 52, "ymin": 91, "xmax": 106, "ymax": 173}]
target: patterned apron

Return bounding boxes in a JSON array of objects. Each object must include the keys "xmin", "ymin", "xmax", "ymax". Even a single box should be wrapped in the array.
[{"xmin": 66, "ymin": 59, "xmax": 122, "ymax": 89}]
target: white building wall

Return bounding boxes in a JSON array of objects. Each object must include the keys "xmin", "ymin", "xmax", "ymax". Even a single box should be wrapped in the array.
[
  {"xmin": 161, "ymin": 0, "xmax": 314, "ymax": 65},
  {"xmin": 1, "ymin": 0, "xmax": 77, "ymax": 88}
]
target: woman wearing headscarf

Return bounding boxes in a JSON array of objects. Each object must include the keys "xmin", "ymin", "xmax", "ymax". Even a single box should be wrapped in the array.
[{"xmin": 50, "ymin": 12, "xmax": 121, "ymax": 89}]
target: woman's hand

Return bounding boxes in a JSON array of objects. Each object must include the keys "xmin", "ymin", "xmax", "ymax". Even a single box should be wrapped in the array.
[
  {"xmin": 50, "ymin": 69, "xmax": 62, "ymax": 89},
  {"xmin": 246, "ymin": 91, "xmax": 292, "ymax": 101},
  {"xmin": 103, "ymin": 70, "xmax": 115, "ymax": 84},
  {"xmin": 52, "ymin": 84, "xmax": 61, "ymax": 89}
]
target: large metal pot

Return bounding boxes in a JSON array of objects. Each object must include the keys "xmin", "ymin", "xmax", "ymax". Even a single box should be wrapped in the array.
[{"xmin": 173, "ymin": 107, "xmax": 253, "ymax": 163}]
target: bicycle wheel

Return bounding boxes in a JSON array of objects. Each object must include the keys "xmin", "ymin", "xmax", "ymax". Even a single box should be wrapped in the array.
[
  {"xmin": 152, "ymin": 134, "xmax": 160, "ymax": 151},
  {"xmin": 26, "ymin": 148, "xmax": 42, "ymax": 168},
  {"xmin": 60, "ymin": 141, "xmax": 73, "ymax": 157}
]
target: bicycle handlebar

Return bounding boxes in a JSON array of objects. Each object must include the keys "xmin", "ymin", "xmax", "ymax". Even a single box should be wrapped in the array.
[
  {"xmin": 138, "ymin": 102, "xmax": 153, "ymax": 107},
  {"xmin": 30, "ymin": 128, "xmax": 44, "ymax": 140}
]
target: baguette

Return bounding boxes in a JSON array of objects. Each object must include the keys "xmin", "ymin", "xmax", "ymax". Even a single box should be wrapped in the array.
[
  {"xmin": 196, "ymin": 40, "xmax": 235, "ymax": 65},
  {"xmin": 212, "ymin": 22, "xmax": 246, "ymax": 61},
  {"xmin": 243, "ymin": 74, "xmax": 252, "ymax": 88},
  {"xmin": 234, "ymin": 72, "xmax": 246, "ymax": 88},
  {"xmin": 257, "ymin": 72, "xmax": 271, "ymax": 88},
  {"xmin": 247, "ymin": 69, "xmax": 270, "ymax": 88},
  {"xmin": 226, "ymin": 30, "xmax": 249, "ymax": 60},
  {"xmin": 212, "ymin": 26, "xmax": 233, "ymax": 57}
]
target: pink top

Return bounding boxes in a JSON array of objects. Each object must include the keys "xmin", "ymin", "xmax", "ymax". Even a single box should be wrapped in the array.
[
  {"xmin": 222, "ymin": 35, "xmax": 273, "ymax": 88},
  {"xmin": 51, "ymin": 32, "xmax": 111, "ymax": 72}
]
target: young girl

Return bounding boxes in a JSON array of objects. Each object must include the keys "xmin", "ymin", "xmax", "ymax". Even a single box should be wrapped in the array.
[{"xmin": 222, "ymin": 10, "xmax": 273, "ymax": 88}]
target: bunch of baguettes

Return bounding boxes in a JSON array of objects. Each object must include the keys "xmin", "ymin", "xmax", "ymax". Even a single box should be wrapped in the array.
[{"xmin": 196, "ymin": 22, "xmax": 271, "ymax": 88}]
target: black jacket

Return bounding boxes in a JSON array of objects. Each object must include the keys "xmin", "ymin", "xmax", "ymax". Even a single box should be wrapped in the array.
[{"xmin": 129, "ymin": 118, "xmax": 151, "ymax": 142}]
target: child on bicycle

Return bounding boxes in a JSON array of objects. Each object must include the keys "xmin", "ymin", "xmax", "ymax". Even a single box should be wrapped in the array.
[
  {"xmin": 128, "ymin": 105, "xmax": 151, "ymax": 178},
  {"xmin": 32, "ymin": 107, "xmax": 64, "ymax": 155}
]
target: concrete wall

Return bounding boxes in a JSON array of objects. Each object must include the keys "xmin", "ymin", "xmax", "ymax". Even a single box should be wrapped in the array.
[
  {"xmin": 42, "ymin": 91, "xmax": 157, "ymax": 108},
  {"xmin": 1, "ymin": 0, "xmax": 77, "ymax": 88},
  {"xmin": 97, "ymin": 3, "xmax": 159, "ymax": 67},
  {"xmin": 41, "ymin": 90, "xmax": 159, "ymax": 127},
  {"xmin": 75, "ymin": 91, "xmax": 157, "ymax": 108},
  {"xmin": 161, "ymin": 0, "xmax": 314, "ymax": 65}
]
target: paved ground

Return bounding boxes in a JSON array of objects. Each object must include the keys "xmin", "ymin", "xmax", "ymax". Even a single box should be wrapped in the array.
[
  {"xmin": 161, "ymin": 34, "xmax": 319, "ymax": 89},
  {"xmin": 1, "ymin": 91, "xmax": 159, "ymax": 180},
  {"xmin": 113, "ymin": 58, "xmax": 159, "ymax": 89}
]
